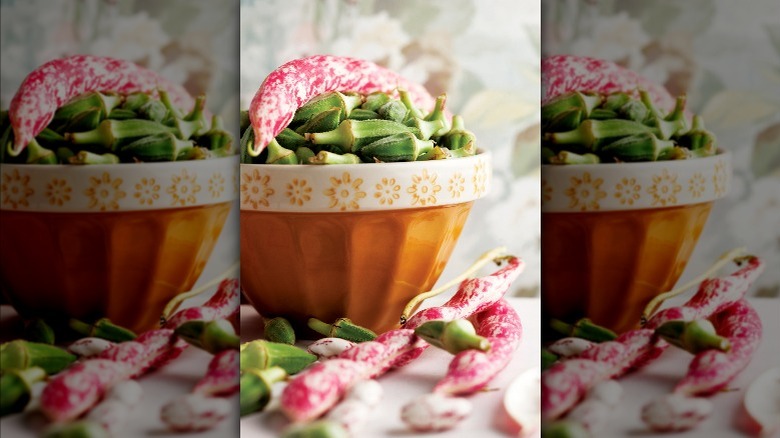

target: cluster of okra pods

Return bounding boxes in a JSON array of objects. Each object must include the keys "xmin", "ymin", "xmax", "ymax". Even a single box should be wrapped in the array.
[
  {"xmin": 239, "ymin": 251, "xmax": 527, "ymax": 436},
  {"xmin": 1, "ymin": 54, "xmax": 233, "ymax": 164},
  {"xmin": 540, "ymin": 254, "xmax": 766, "ymax": 435},
  {"xmin": 0, "ymin": 279, "xmax": 241, "ymax": 436}
]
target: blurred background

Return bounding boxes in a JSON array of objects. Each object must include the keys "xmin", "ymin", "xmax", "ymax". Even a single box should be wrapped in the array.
[
  {"xmin": 543, "ymin": 0, "xmax": 780, "ymax": 297},
  {"xmin": 0, "ymin": 0, "xmax": 240, "ymax": 296},
  {"xmin": 241, "ymin": 0, "xmax": 543, "ymax": 296}
]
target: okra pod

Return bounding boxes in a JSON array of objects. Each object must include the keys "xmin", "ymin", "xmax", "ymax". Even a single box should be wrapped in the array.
[
  {"xmin": 601, "ymin": 92, "xmax": 631, "ymax": 111},
  {"xmin": 549, "ymin": 318, "xmax": 617, "ymax": 343},
  {"xmin": 544, "ymin": 119, "xmax": 653, "ymax": 151},
  {"xmin": 292, "ymin": 91, "xmax": 361, "ymax": 126},
  {"xmin": 275, "ymin": 128, "xmax": 307, "ymax": 150},
  {"xmin": 37, "ymin": 126, "xmax": 68, "ymax": 144},
  {"xmin": 121, "ymin": 92, "xmax": 152, "ymax": 112},
  {"xmin": 42, "ymin": 420, "xmax": 110, "ymax": 438},
  {"xmin": 655, "ymin": 319, "xmax": 731, "ymax": 354},
  {"xmin": 308, "ymin": 150, "xmax": 362, "ymax": 165},
  {"xmin": 51, "ymin": 91, "xmax": 121, "ymax": 125},
  {"xmin": 175, "ymin": 319, "xmax": 240, "ymax": 354},
  {"xmin": 264, "ymin": 317, "xmax": 296, "ymax": 345},
  {"xmin": 414, "ymin": 320, "xmax": 491, "ymax": 354},
  {"xmin": 240, "ymin": 366, "xmax": 287, "ymax": 416},
  {"xmin": 295, "ymin": 146, "xmax": 316, "ymax": 164},
  {"xmin": 405, "ymin": 117, "xmax": 445, "ymax": 141},
  {"xmin": 360, "ymin": 131, "xmax": 435, "ymax": 162},
  {"xmin": 56, "ymin": 147, "xmax": 75, "ymax": 163},
  {"xmin": 23, "ymin": 318, "xmax": 55, "ymax": 345},
  {"xmin": 347, "ymin": 108, "xmax": 380, "ymax": 121},
  {"xmin": 640, "ymin": 90, "xmax": 687, "ymax": 140},
  {"xmin": 69, "ymin": 317, "xmax": 137, "ymax": 342},
  {"xmin": 158, "ymin": 89, "xmax": 184, "ymax": 119},
  {"xmin": 423, "ymin": 94, "xmax": 451, "ymax": 137},
  {"xmin": 675, "ymin": 115, "xmax": 717, "ymax": 153},
  {"xmin": 617, "ymin": 100, "xmax": 649, "ymax": 123},
  {"xmin": 307, "ymin": 317, "xmax": 377, "ymax": 342},
  {"xmin": 240, "ymin": 340, "xmax": 317, "ymax": 374},
  {"xmin": 68, "ymin": 150, "xmax": 121, "ymax": 165},
  {"xmin": 61, "ymin": 107, "xmax": 103, "ymax": 134},
  {"xmin": 545, "ymin": 108, "xmax": 583, "ymax": 132},
  {"xmin": 1, "ymin": 367, "xmax": 46, "ymax": 417},
  {"xmin": 307, "ymin": 119, "xmax": 415, "ymax": 153},
  {"xmin": 281, "ymin": 420, "xmax": 350, "ymax": 438},
  {"xmin": 588, "ymin": 108, "xmax": 618, "ymax": 120},
  {"xmin": 138, "ymin": 100, "xmax": 168, "ymax": 123},
  {"xmin": 67, "ymin": 119, "xmax": 176, "ymax": 150},
  {"xmin": 120, "ymin": 132, "xmax": 194, "ymax": 162},
  {"xmin": 197, "ymin": 115, "xmax": 233, "ymax": 151},
  {"xmin": 398, "ymin": 89, "xmax": 425, "ymax": 120},
  {"xmin": 361, "ymin": 91, "xmax": 391, "ymax": 112},
  {"xmin": 265, "ymin": 138, "xmax": 298, "ymax": 165},
  {"xmin": 601, "ymin": 132, "xmax": 676, "ymax": 162},
  {"xmin": 107, "ymin": 108, "xmax": 138, "ymax": 120},
  {"xmin": 295, "ymin": 107, "xmax": 343, "ymax": 135},
  {"xmin": 542, "ymin": 348, "xmax": 558, "ymax": 370},
  {"xmin": 541, "ymin": 91, "xmax": 602, "ymax": 125},
  {"xmin": 440, "ymin": 116, "xmax": 476, "ymax": 150},
  {"xmin": 0, "ymin": 340, "xmax": 76, "ymax": 374},
  {"xmin": 25, "ymin": 138, "xmax": 57, "ymax": 164},
  {"xmin": 240, "ymin": 110, "xmax": 250, "ymax": 134},
  {"xmin": 377, "ymin": 100, "xmax": 409, "ymax": 123}
]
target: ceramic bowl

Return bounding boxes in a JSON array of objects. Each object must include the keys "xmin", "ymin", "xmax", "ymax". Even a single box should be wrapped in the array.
[
  {"xmin": 541, "ymin": 152, "xmax": 731, "ymax": 334},
  {"xmin": 240, "ymin": 151, "xmax": 491, "ymax": 333},
  {"xmin": 0, "ymin": 156, "xmax": 238, "ymax": 332}
]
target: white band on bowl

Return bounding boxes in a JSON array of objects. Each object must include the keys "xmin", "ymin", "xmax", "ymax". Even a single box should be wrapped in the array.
[
  {"xmin": 240, "ymin": 152, "xmax": 492, "ymax": 212},
  {"xmin": 542, "ymin": 152, "xmax": 731, "ymax": 212},
  {"xmin": 0, "ymin": 156, "xmax": 239, "ymax": 212}
]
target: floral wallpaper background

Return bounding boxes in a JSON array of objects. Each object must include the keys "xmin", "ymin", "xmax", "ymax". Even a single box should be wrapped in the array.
[
  {"xmin": 241, "ymin": 0, "xmax": 543, "ymax": 296},
  {"xmin": 543, "ymin": 0, "xmax": 780, "ymax": 296},
  {"xmin": 0, "ymin": 0, "xmax": 241, "ymax": 294}
]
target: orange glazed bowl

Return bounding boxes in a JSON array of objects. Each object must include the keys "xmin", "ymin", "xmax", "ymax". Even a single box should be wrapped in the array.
[
  {"xmin": 0, "ymin": 156, "xmax": 238, "ymax": 333},
  {"xmin": 541, "ymin": 152, "xmax": 731, "ymax": 334},
  {"xmin": 240, "ymin": 151, "xmax": 491, "ymax": 334}
]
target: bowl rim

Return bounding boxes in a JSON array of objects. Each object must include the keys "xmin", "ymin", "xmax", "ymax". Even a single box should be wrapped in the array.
[
  {"xmin": 240, "ymin": 150, "xmax": 492, "ymax": 212},
  {"xmin": 541, "ymin": 150, "xmax": 732, "ymax": 212},
  {"xmin": 1, "ymin": 155, "xmax": 239, "ymax": 212}
]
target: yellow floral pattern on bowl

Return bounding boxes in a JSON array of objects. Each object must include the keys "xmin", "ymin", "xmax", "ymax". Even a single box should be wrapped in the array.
[
  {"xmin": 542, "ymin": 153, "xmax": 732, "ymax": 212},
  {"xmin": 240, "ymin": 152, "xmax": 492, "ymax": 212},
  {"xmin": 0, "ymin": 156, "xmax": 238, "ymax": 212}
]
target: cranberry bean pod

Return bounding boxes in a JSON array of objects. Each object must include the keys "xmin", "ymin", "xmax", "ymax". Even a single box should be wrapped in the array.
[
  {"xmin": 248, "ymin": 55, "xmax": 437, "ymax": 155},
  {"xmin": 193, "ymin": 349, "xmax": 240, "ymax": 397},
  {"xmin": 8, "ymin": 55, "xmax": 194, "ymax": 154},
  {"xmin": 433, "ymin": 299, "xmax": 522, "ymax": 395}
]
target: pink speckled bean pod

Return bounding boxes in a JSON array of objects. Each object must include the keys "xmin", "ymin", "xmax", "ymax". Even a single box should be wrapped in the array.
[
  {"xmin": 248, "ymin": 55, "xmax": 437, "ymax": 155},
  {"xmin": 433, "ymin": 299, "xmax": 522, "ymax": 395},
  {"xmin": 542, "ymin": 257, "xmax": 765, "ymax": 422},
  {"xmin": 193, "ymin": 349, "xmax": 240, "ymax": 397},
  {"xmin": 8, "ymin": 54, "xmax": 194, "ymax": 154},
  {"xmin": 642, "ymin": 299, "xmax": 762, "ymax": 432}
]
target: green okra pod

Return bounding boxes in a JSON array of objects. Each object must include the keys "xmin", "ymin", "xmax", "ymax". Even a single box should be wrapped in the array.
[
  {"xmin": 120, "ymin": 132, "xmax": 194, "ymax": 162},
  {"xmin": 547, "ymin": 150, "xmax": 600, "ymax": 165},
  {"xmin": 69, "ymin": 317, "xmax": 136, "ymax": 342},
  {"xmin": 68, "ymin": 150, "xmax": 121, "ymax": 165},
  {"xmin": 1, "ymin": 367, "xmax": 46, "ymax": 417},
  {"xmin": 275, "ymin": 128, "xmax": 307, "ymax": 150},
  {"xmin": 540, "ymin": 420, "xmax": 589, "ymax": 438},
  {"xmin": 56, "ymin": 147, "xmax": 75, "ymax": 163},
  {"xmin": 601, "ymin": 92, "xmax": 631, "ymax": 111},
  {"xmin": 347, "ymin": 108, "xmax": 380, "ymax": 121},
  {"xmin": 240, "ymin": 340, "xmax": 316, "ymax": 374},
  {"xmin": 36, "ymin": 128, "xmax": 67, "ymax": 148},
  {"xmin": 52, "ymin": 91, "xmax": 121, "ymax": 125},
  {"xmin": 306, "ymin": 119, "xmax": 415, "ymax": 153},
  {"xmin": 414, "ymin": 319, "xmax": 491, "ymax": 354},
  {"xmin": 158, "ymin": 89, "xmax": 184, "ymax": 119},
  {"xmin": 675, "ymin": 115, "xmax": 717, "ymax": 153},
  {"xmin": 550, "ymin": 318, "xmax": 617, "ymax": 343},
  {"xmin": 281, "ymin": 420, "xmax": 350, "ymax": 438},
  {"xmin": 138, "ymin": 100, "xmax": 168, "ymax": 123},
  {"xmin": 308, "ymin": 150, "xmax": 362, "ymax": 165},
  {"xmin": 543, "ymin": 119, "xmax": 653, "ymax": 151},
  {"xmin": 23, "ymin": 318, "xmax": 55, "ymax": 345},
  {"xmin": 361, "ymin": 91, "xmax": 391, "ymax": 112},
  {"xmin": 397, "ymin": 89, "xmax": 425, "ymax": 120},
  {"xmin": 405, "ymin": 117, "xmax": 445, "ymax": 141},
  {"xmin": 655, "ymin": 319, "xmax": 731, "ymax": 354},
  {"xmin": 545, "ymin": 108, "xmax": 583, "ymax": 132},
  {"xmin": 377, "ymin": 99, "xmax": 409, "ymax": 123},
  {"xmin": 121, "ymin": 92, "xmax": 152, "ymax": 112},
  {"xmin": 0, "ymin": 340, "xmax": 76, "ymax": 374},
  {"xmin": 600, "ymin": 131, "xmax": 676, "ymax": 162},
  {"xmin": 307, "ymin": 317, "xmax": 377, "ymax": 342},
  {"xmin": 263, "ymin": 317, "xmax": 296, "ymax": 345},
  {"xmin": 239, "ymin": 366, "xmax": 287, "ymax": 416},
  {"xmin": 240, "ymin": 125, "xmax": 259, "ymax": 164},
  {"xmin": 265, "ymin": 138, "xmax": 298, "ymax": 165},
  {"xmin": 640, "ymin": 90, "xmax": 687, "ymax": 140},
  {"xmin": 541, "ymin": 91, "xmax": 602, "ymax": 125},
  {"xmin": 107, "ymin": 108, "xmax": 139, "ymax": 120},
  {"xmin": 295, "ymin": 146, "xmax": 316, "ymax": 164},
  {"xmin": 542, "ymin": 348, "xmax": 558, "ymax": 370},
  {"xmin": 292, "ymin": 91, "xmax": 362, "ymax": 126},
  {"xmin": 617, "ymin": 99, "xmax": 649, "ymax": 123},
  {"xmin": 240, "ymin": 110, "xmax": 250, "ymax": 134},
  {"xmin": 423, "ymin": 94, "xmax": 451, "ymax": 137},
  {"xmin": 62, "ymin": 107, "xmax": 103, "ymax": 133},
  {"xmin": 440, "ymin": 115, "xmax": 477, "ymax": 150},
  {"xmin": 42, "ymin": 420, "xmax": 110, "ymax": 438},
  {"xmin": 175, "ymin": 319, "xmax": 240, "ymax": 354},
  {"xmin": 197, "ymin": 115, "xmax": 233, "ymax": 151},
  {"xmin": 295, "ymin": 107, "xmax": 343, "ymax": 135},
  {"xmin": 587, "ymin": 108, "xmax": 618, "ymax": 120},
  {"xmin": 67, "ymin": 119, "xmax": 176, "ymax": 150},
  {"xmin": 360, "ymin": 131, "xmax": 435, "ymax": 162},
  {"xmin": 25, "ymin": 138, "xmax": 57, "ymax": 164}
]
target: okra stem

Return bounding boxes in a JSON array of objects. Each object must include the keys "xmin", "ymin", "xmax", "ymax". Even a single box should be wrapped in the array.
[
  {"xmin": 307, "ymin": 317, "xmax": 377, "ymax": 343},
  {"xmin": 239, "ymin": 366, "xmax": 287, "ymax": 416},
  {"xmin": 1, "ymin": 367, "xmax": 46, "ymax": 417},
  {"xmin": 0, "ymin": 340, "xmax": 76, "ymax": 374},
  {"xmin": 414, "ymin": 320, "xmax": 491, "ymax": 354},
  {"xmin": 175, "ymin": 319, "xmax": 240, "ymax": 354},
  {"xmin": 655, "ymin": 319, "xmax": 731, "ymax": 354},
  {"xmin": 550, "ymin": 318, "xmax": 617, "ymax": 343},
  {"xmin": 69, "ymin": 318, "xmax": 136, "ymax": 342},
  {"xmin": 263, "ymin": 317, "xmax": 296, "ymax": 345}
]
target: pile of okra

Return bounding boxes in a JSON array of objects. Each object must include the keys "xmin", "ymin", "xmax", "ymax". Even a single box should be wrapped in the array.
[
  {"xmin": 0, "ymin": 91, "xmax": 234, "ymax": 165},
  {"xmin": 542, "ymin": 90, "xmax": 718, "ymax": 164},
  {"xmin": 240, "ymin": 90, "xmax": 477, "ymax": 164}
]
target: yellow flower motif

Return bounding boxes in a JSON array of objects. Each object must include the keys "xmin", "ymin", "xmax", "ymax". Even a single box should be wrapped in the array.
[
  {"xmin": 541, "ymin": 178, "xmax": 553, "ymax": 203},
  {"xmin": 286, "ymin": 178, "xmax": 312, "ymax": 206},
  {"xmin": 168, "ymin": 169, "xmax": 202, "ymax": 206},
  {"xmin": 325, "ymin": 172, "xmax": 366, "ymax": 211},
  {"xmin": 564, "ymin": 172, "xmax": 606, "ymax": 211},
  {"xmin": 1, "ymin": 169, "xmax": 34, "ymax": 209},
  {"xmin": 614, "ymin": 177, "xmax": 641, "ymax": 206},
  {"xmin": 713, "ymin": 160, "xmax": 728, "ymax": 196},
  {"xmin": 45, "ymin": 178, "xmax": 72, "ymax": 207},
  {"xmin": 688, "ymin": 172, "xmax": 706, "ymax": 198},
  {"xmin": 208, "ymin": 172, "xmax": 226, "ymax": 199},
  {"xmin": 472, "ymin": 161, "xmax": 488, "ymax": 196},
  {"xmin": 448, "ymin": 173, "xmax": 465, "ymax": 199},
  {"xmin": 648, "ymin": 169, "xmax": 682, "ymax": 207},
  {"xmin": 134, "ymin": 177, "xmax": 160, "ymax": 206},
  {"xmin": 374, "ymin": 177, "xmax": 400, "ymax": 205},
  {"xmin": 241, "ymin": 169, "xmax": 274, "ymax": 209},
  {"xmin": 408, "ymin": 169, "xmax": 441, "ymax": 206},
  {"xmin": 85, "ymin": 172, "xmax": 125, "ymax": 211}
]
